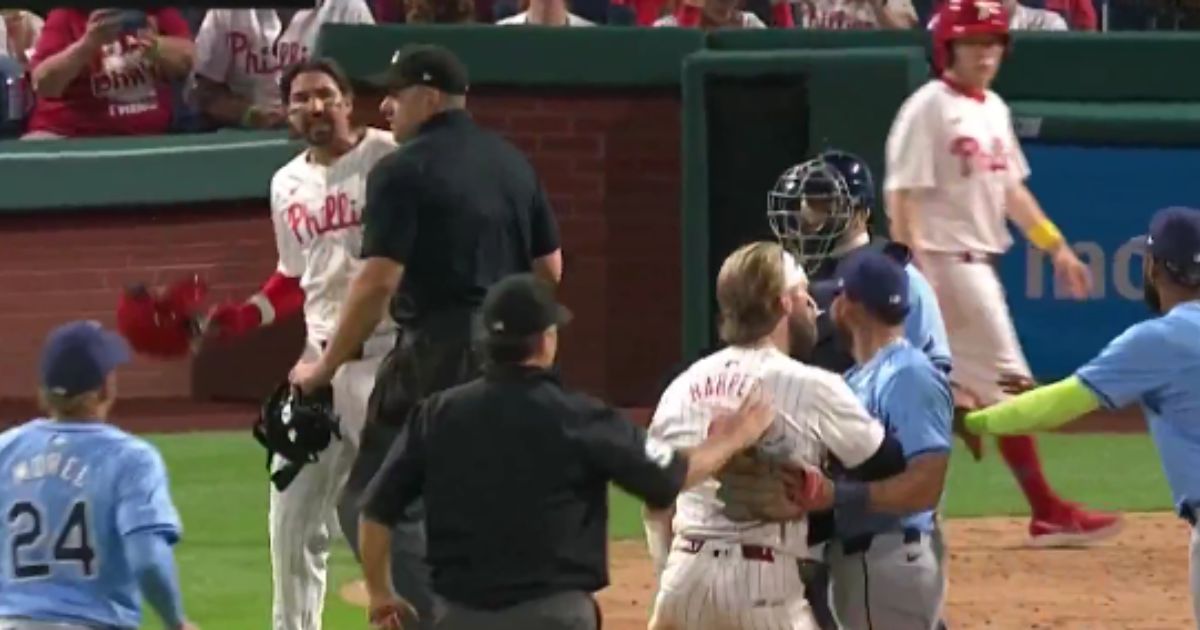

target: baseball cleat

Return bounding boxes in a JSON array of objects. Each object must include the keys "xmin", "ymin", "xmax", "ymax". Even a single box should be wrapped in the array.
[{"xmin": 1028, "ymin": 504, "xmax": 1124, "ymax": 548}]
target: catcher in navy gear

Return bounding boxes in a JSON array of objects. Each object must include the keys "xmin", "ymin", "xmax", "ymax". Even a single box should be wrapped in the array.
[{"xmin": 760, "ymin": 151, "xmax": 960, "ymax": 629}]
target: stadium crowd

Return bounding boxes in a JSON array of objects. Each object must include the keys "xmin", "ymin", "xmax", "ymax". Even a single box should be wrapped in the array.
[{"xmin": 0, "ymin": 0, "xmax": 1194, "ymax": 141}]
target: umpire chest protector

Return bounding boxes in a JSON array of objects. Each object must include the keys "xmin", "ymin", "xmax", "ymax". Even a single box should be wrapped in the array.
[{"xmin": 253, "ymin": 382, "xmax": 343, "ymax": 491}]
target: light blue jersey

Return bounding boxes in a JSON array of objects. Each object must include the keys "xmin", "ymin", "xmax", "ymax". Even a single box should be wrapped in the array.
[
  {"xmin": 842, "ymin": 339, "xmax": 953, "ymax": 538},
  {"xmin": 904, "ymin": 264, "xmax": 953, "ymax": 375},
  {"xmin": 0, "ymin": 419, "xmax": 182, "ymax": 629},
  {"xmin": 1076, "ymin": 302, "xmax": 1200, "ymax": 514}
]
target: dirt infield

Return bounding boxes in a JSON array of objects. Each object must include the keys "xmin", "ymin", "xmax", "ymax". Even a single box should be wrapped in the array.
[{"xmin": 593, "ymin": 513, "xmax": 1192, "ymax": 630}]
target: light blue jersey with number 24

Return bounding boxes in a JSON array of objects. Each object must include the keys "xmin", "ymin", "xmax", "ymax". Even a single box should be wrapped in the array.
[{"xmin": 0, "ymin": 419, "xmax": 182, "ymax": 629}]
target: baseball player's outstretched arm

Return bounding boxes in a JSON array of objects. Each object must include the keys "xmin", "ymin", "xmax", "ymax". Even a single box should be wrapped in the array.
[
  {"xmin": 1004, "ymin": 183, "xmax": 1092, "ymax": 298},
  {"xmin": 965, "ymin": 377, "xmax": 1099, "ymax": 435}
]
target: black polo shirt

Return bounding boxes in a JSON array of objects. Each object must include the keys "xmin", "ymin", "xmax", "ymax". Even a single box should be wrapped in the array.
[
  {"xmin": 361, "ymin": 365, "xmax": 688, "ymax": 610},
  {"xmin": 360, "ymin": 109, "xmax": 560, "ymax": 326}
]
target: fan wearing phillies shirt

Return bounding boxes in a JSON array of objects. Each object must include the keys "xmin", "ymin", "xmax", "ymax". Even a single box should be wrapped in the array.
[
  {"xmin": 795, "ymin": 0, "xmax": 917, "ymax": 30},
  {"xmin": 25, "ymin": 9, "xmax": 193, "ymax": 139},
  {"xmin": 201, "ymin": 59, "xmax": 423, "ymax": 630},
  {"xmin": 190, "ymin": 0, "xmax": 374, "ymax": 131},
  {"xmin": 884, "ymin": 0, "xmax": 1121, "ymax": 546}
]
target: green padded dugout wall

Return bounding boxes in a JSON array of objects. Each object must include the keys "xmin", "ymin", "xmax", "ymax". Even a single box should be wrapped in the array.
[{"xmin": 680, "ymin": 48, "xmax": 926, "ymax": 360}]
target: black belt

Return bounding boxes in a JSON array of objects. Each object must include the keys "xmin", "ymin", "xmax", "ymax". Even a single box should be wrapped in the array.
[
  {"xmin": 950, "ymin": 251, "xmax": 1000, "ymax": 266},
  {"xmin": 680, "ymin": 538, "xmax": 776, "ymax": 563},
  {"xmin": 840, "ymin": 527, "xmax": 922, "ymax": 555},
  {"xmin": 318, "ymin": 340, "xmax": 364, "ymax": 362}
]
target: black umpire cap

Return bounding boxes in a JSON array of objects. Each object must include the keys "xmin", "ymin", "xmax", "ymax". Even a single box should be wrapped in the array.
[
  {"xmin": 370, "ymin": 43, "xmax": 470, "ymax": 95},
  {"xmin": 482, "ymin": 274, "xmax": 572, "ymax": 339}
]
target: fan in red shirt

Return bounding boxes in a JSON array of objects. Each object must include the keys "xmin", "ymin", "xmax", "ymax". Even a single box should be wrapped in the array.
[{"xmin": 26, "ymin": 8, "xmax": 194, "ymax": 139}]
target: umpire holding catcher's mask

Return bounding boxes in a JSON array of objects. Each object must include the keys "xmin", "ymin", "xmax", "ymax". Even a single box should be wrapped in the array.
[
  {"xmin": 358, "ymin": 274, "xmax": 779, "ymax": 630},
  {"xmin": 290, "ymin": 43, "xmax": 564, "ymax": 627}
]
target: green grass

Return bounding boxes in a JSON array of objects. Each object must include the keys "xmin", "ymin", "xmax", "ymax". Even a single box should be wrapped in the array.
[{"xmin": 144, "ymin": 431, "xmax": 1170, "ymax": 629}]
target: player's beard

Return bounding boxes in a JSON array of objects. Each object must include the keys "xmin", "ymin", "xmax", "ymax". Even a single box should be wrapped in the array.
[
  {"xmin": 304, "ymin": 119, "xmax": 335, "ymax": 146},
  {"xmin": 787, "ymin": 310, "xmax": 817, "ymax": 360}
]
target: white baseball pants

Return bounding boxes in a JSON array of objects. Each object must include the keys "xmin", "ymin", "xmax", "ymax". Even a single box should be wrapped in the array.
[
  {"xmin": 649, "ymin": 539, "xmax": 818, "ymax": 630},
  {"xmin": 269, "ymin": 332, "xmax": 393, "ymax": 630},
  {"xmin": 919, "ymin": 253, "xmax": 1032, "ymax": 405}
]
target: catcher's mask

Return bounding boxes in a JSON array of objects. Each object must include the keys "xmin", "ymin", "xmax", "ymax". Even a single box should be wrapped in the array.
[
  {"xmin": 253, "ymin": 381, "xmax": 342, "ymax": 491},
  {"xmin": 767, "ymin": 151, "xmax": 875, "ymax": 275}
]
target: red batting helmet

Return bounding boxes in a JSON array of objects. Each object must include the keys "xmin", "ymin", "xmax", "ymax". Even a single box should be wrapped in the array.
[
  {"xmin": 116, "ymin": 274, "xmax": 209, "ymax": 359},
  {"xmin": 931, "ymin": 0, "xmax": 1011, "ymax": 73}
]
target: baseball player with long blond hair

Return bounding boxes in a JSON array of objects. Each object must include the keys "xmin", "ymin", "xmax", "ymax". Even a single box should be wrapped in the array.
[
  {"xmin": 884, "ymin": 0, "xmax": 1122, "ymax": 546},
  {"xmin": 643, "ymin": 241, "xmax": 908, "ymax": 630}
]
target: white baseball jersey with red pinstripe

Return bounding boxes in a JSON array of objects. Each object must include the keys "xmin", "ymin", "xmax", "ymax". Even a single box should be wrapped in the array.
[{"xmin": 647, "ymin": 344, "xmax": 885, "ymax": 630}]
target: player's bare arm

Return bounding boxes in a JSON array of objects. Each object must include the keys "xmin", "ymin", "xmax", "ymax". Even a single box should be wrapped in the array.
[
  {"xmin": 533, "ymin": 249, "xmax": 564, "ymax": 285},
  {"xmin": 293, "ymin": 257, "xmax": 401, "ymax": 393},
  {"xmin": 886, "ymin": 189, "xmax": 927, "ymax": 267},
  {"xmin": 192, "ymin": 75, "xmax": 285, "ymax": 128},
  {"xmin": 30, "ymin": 10, "xmax": 121, "ymax": 97},
  {"xmin": 641, "ymin": 506, "xmax": 674, "ymax": 576},
  {"xmin": 795, "ymin": 451, "xmax": 949, "ymax": 514},
  {"xmin": 1004, "ymin": 182, "xmax": 1093, "ymax": 299},
  {"xmin": 867, "ymin": 0, "xmax": 916, "ymax": 28}
]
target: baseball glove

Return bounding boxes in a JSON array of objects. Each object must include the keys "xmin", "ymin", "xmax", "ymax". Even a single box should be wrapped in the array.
[{"xmin": 716, "ymin": 453, "xmax": 805, "ymax": 523}]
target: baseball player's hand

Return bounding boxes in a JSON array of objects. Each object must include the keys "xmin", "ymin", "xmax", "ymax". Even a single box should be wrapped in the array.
[
  {"xmin": 998, "ymin": 373, "xmax": 1038, "ymax": 396},
  {"xmin": 709, "ymin": 382, "xmax": 775, "ymax": 451},
  {"xmin": 951, "ymin": 382, "xmax": 984, "ymax": 461},
  {"xmin": 780, "ymin": 464, "xmax": 834, "ymax": 512},
  {"xmin": 368, "ymin": 594, "xmax": 418, "ymax": 630},
  {"xmin": 716, "ymin": 453, "xmax": 804, "ymax": 522},
  {"xmin": 1051, "ymin": 246, "xmax": 1093, "ymax": 300},
  {"xmin": 290, "ymin": 358, "xmax": 334, "ymax": 395},
  {"xmin": 204, "ymin": 302, "xmax": 258, "ymax": 342}
]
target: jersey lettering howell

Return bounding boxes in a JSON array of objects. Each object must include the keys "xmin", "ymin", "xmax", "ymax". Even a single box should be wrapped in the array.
[{"xmin": 285, "ymin": 192, "xmax": 361, "ymax": 245}]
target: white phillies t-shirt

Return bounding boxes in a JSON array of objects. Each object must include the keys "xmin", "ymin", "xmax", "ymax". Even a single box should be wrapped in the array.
[
  {"xmin": 927, "ymin": 3, "xmax": 1067, "ymax": 30},
  {"xmin": 193, "ymin": 0, "xmax": 374, "ymax": 110},
  {"xmin": 653, "ymin": 11, "xmax": 767, "ymax": 27},
  {"xmin": 270, "ymin": 128, "xmax": 397, "ymax": 342},
  {"xmin": 796, "ymin": 0, "xmax": 916, "ymax": 29},
  {"xmin": 649, "ymin": 345, "xmax": 885, "ymax": 556},
  {"xmin": 496, "ymin": 10, "xmax": 596, "ymax": 25},
  {"xmin": 884, "ymin": 78, "xmax": 1031, "ymax": 255}
]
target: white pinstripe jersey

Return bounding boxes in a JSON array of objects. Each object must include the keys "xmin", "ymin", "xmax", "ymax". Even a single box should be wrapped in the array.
[
  {"xmin": 649, "ymin": 344, "xmax": 885, "ymax": 556},
  {"xmin": 270, "ymin": 127, "xmax": 398, "ymax": 342}
]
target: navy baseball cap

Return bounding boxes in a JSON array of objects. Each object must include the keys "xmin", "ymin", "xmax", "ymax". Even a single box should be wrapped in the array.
[
  {"xmin": 482, "ymin": 274, "xmax": 572, "ymax": 339},
  {"xmin": 1135, "ymin": 206, "xmax": 1200, "ymax": 286},
  {"xmin": 833, "ymin": 249, "xmax": 911, "ymax": 322},
  {"xmin": 40, "ymin": 320, "xmax": 130, "ymax": 397},
  {"xmin": 369, "ymin": 44, "xmax": 469, "ymax": 95}
]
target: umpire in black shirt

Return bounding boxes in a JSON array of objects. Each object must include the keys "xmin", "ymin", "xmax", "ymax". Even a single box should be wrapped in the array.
[
  {"xmin": 291, "ymin": 44, "xmax": 563, "ymax": 627},
  {"xmin": 359, "ymin": 274, "xmax": 778, "ymax": 630}
]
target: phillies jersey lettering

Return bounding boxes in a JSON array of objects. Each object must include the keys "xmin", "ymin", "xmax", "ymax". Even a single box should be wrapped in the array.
[
  {"xmin": 269, "ymin": 128, "xmax": 396, "ymax": 341},
  {"xmin": 884, "ymin": 79, "xmax": 1030, "ymax": 254},
  {"xmin": 285, "ymin": 191, "xmax": 362, "ymax": 245},
  {"xmin": 192, "ymin": 2, "xmax": 374, "ymax": 110},
  {"xmin": 650, "ymin": 345, "xmax": 885, "ymax": 556}
]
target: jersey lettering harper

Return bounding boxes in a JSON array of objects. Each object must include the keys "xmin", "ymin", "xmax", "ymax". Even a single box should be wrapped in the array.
[
  {"xmin": 192, "ymin": 1, "xmax": 375, "ymax": 110},
  {"xmin": 650, "ymin": 345, "xmax": 885, "ymax": 556},
  {"xmin": 0, "ymin": 420, "xmax": 182, "ymax": 629},
  {"xmin": 884, "ymin": 79, "xmax": 1030, "ymax": 255},
  {"xmin": 270, "ymin": 127, "xmax": 398, "ymax": 341}
]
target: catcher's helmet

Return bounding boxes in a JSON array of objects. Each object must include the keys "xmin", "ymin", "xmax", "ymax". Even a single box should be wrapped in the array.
[
  {"xmin": 253, "ymin": 382, "xmax": 342, "ymax": 491},
  {"xmin": 767, "ymin": 150, "xmax": 876, "ymax": 274},
  {"xmin": 931, "ymin": 0, "xmax": 1011, "ymax": 72},
  {"xmin": 115, "ymin": 274, "xmax": 208, "ymax": 359}
]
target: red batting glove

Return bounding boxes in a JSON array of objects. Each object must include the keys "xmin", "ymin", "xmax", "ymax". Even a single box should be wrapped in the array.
[{"xmin": 206, "ymin": 302, "xmax": 261, "ymax": 342}]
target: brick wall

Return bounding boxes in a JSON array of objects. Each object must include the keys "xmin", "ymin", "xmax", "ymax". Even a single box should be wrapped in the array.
[
  {"xmin": 0, "ymin": 204, "xmax": 277, "ymax": 400},
  {"xmin": 0, "ymin": 88, "xmax": 684, "ymax": 407}
]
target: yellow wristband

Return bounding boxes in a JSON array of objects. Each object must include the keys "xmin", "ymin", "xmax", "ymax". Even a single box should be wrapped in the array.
[{"xmin": 1026, "ymin": 219, "xmax": 1065, "ymax": 252}]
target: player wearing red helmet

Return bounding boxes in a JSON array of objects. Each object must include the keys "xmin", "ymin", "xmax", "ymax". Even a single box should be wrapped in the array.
[{"xmin": 883, "ymin": 0, "xmax": 1123, "ymax": 548}]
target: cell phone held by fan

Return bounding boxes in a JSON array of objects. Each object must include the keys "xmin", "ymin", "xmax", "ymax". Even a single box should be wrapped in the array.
[{"xmin": 114, "ymin": 9, "xmax": 148, "ymax": 33}]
